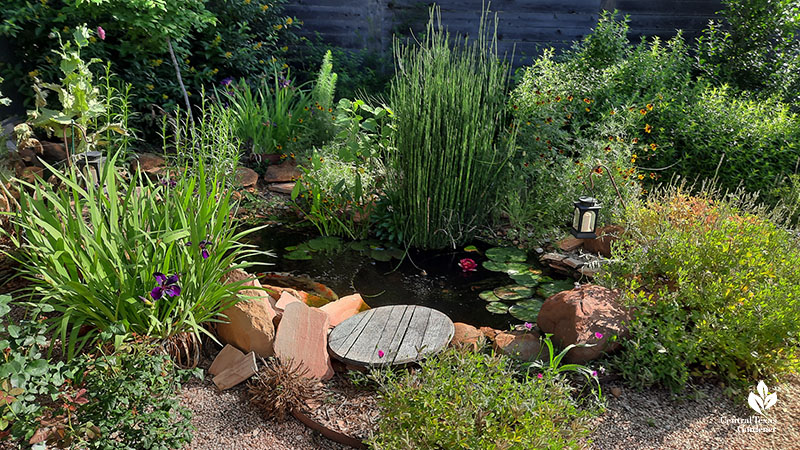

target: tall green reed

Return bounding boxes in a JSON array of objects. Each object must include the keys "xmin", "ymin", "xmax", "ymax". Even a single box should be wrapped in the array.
[{"xmin": 387, "ymin": 6, "xmax": 516, "ymax": 249}]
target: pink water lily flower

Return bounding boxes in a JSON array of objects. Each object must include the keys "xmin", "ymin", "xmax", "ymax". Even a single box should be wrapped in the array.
[
  {"xmin": 97, "ymin": 26, "xmax": 106, "ymax": 40},
  {"xmin": 378, "ymin": 350, "xmax": 385, "ymax": 358},
  {"xmin": 458, "ymin": 258, "xmax": 478, "ymax": 272},
  {"xmin": 595, "ymin": 332, "xmax": 604, "ymax": 340},
  {"xmin": 524, "ymin": 322, "xmax": 533, "ymax": 331}
]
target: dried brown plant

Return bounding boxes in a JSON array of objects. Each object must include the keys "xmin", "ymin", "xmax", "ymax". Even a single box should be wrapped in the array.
[{"xmin": 247, "ymin": 357, "xmax": 321, "ymax": 422}]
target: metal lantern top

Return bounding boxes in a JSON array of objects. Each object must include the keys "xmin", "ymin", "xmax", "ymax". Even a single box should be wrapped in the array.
[{"xmin": 571, "ymin": 196, "xmax": 601, "ymax": 239}]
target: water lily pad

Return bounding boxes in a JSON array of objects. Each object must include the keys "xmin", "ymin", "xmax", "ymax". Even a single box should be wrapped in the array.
[
  {"xmin": 509, "ymin": 299, "xmax": 544, "ymax": 322},
  {"xmin": 284, "ymin": 249, "xmax": 312, "ymax": 260},
  {"xmin": 463, "ymin": 245, "xmax": 479, "ymax": 252},
  {"xmin": 482, "ymin": 261, "xmax": 530, "ymax": 274},
  {"xmin": 493, "ymin": 284, "xmax": 533, "ymax": 301},
  {"xmin": 479, "ymin": 290, "xmax": 501, "ymax": 302},
  {"xmin": 370, "ymin": 248, "xmax": 393, "ymax": 262},
  {"xmin": 486, "ymin": 302, "xmax": 510, "ymax": 314},
  {"xmin": 284, "ymin": 245, "xmax": 298, "ymax": 252},
  {"xmin": 348, "ymin": 241, "xmax": 371, "ymax": 251},
  {"xmin": 510, "ymin": 272, "xmax": 544, "ymax": 287},
  {"xmin": 536, "ymin": 280, "xmax": 576, "ymax": 299},
  {"xmin": 486, "ymin": 247, "xmax": 527, "ymax": 262},
  {"xmin": 307, "ymin": 236, "xmax": 343, "ymax": 252}
]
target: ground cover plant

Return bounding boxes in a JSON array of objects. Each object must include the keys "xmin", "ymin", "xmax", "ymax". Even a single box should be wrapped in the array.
[
  {"xmin": 598, "ymin": 184, "xmax": 800, "ymax": 394},
  {"xmin": 367, "ymin": 345, "xmax": 601, "ymax": 449}
]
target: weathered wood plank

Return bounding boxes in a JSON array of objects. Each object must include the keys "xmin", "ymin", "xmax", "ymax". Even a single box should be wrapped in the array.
[{"xmin": 328, "ymin": 305, "xmax": 454, "ymax": 367}]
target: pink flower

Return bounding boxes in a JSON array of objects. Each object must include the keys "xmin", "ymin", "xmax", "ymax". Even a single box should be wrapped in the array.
[
  {"xmin": 537, "ymin": 373, "xmax": 543, "ymax": 379},
  {"xmin": 524, "ymin": 322, "xmax": 533, "ymax": 330},
  {"xmin": 378, "ymin": 350, "xmax": 385, "ymax": 358},
  {"xmin": 97, "ymin": 26, "xmax": 106, "ymax": 41},
  {"xmin": 458, "ymin": 258, "xmax": 478, "ymax": 272},
  {"xmin": 591, "ymin": 370, "xmax": 598, "ymax": 377},
  {"xmin": 595, "ymin": 332, "xmax": 604, "ymax": 340}
]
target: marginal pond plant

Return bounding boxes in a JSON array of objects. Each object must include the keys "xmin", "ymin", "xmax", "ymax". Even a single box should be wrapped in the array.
[
  {"xmin": 5, "ymin": 153, "xmax": 264, "ymax": 358},
  {"xmin": 387, "ymin": 6, "xmax": 516, "ymax": 249}
]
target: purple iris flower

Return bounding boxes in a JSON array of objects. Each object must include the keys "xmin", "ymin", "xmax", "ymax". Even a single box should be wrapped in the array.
[
  {"xmin": 159, "ymin": 177, "xmax": 177, "ymax": 188},
  {"xmin": 278, "ymin": 76, "xmax": 290, "ymax": 89},
  {"xmin": 199, "ymin": 240, "xmax": 212, "ymax": 259},
  {"xmin": 220, "ymin": 77, "xmax": 234, "ymax": 87},
  {"xmin": 150, "ymin": 272, "xmax": 181, "ymax": 300}
]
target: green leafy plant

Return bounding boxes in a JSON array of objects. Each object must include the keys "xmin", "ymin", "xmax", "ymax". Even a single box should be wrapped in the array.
[
  {"xmin": 598, "ymin": 186, "xmax": 800, "ymax": 393},
  {"xmin": 523, "ymin": 333, "xmax": 603, "ymax": 395},
  {"xmin": 387, "ymin": 6, "xmax": 516, "ymax": 249},
  {"xmin": 219, "ymin": 72, "xmax": 311, "ymax": 155},
  {"xmin": 5, "ymin": 151, "xmax": 264, "ymax": 358},
  {"xmin": 368, "ymin": 347, "xmax": 599, "ymax": 449}
]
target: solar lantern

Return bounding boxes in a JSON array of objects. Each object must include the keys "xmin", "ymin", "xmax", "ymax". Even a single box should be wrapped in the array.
[{"xmin": 570, "ymin": 196, "xmax": 601, "ymax": 239}]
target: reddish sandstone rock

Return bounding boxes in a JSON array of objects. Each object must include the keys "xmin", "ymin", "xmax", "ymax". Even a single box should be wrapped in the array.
[
  {"xmin": 208, "ymin": 344, "xmax": 246, "ymax": 377},
  {"xmin": 320, "ymin": 294, "xmax": 370, "ymax": 328},
  {"xmin": 493, "ymin": 330, "xmax": 542, "ymax": 361},
  {"xmin": 275, "ymin": 291, "xmax": 301, "ymax": 311},
  {"xmin": 274, "ymin": 302, "xmax": 334, "ymax": 380},
  {"xmin": 557, "ymin": 236, "xmax": 584, "ymax": 252},
  {"xmin": 217, "ymin": 270, "xmax": 277, "ymax": 357},
  {"xmin": 21, "ymin": 166, "xmax": 44, "ymax": 183},
  {"xmin": 132, "ymin": 153, "xmax": 166, "ymax": 179},
  {"xmin": 537, "ymin": 284, "xmax": 630, "ymax": 364},
  {"xmin": 235, "ymin": 166, "xmax": 259, "ymax": 188},
  {"xmin": 264, "ymin": 159, "xmax": 301, "ymax": 183},
  {"xmin": 450, "ymin": 322, "xmax": 483, "ymax": 350},
  {"xmin": 479, "ymin": 327, "xmax": 500, "ymax": 341},
  {"xmin": 583, "ymin": 225, "xmax": 624, "ymax": 258},
  {"xmin": 267, "ymin": 182, "xmax": 295, "ymax": 194}
]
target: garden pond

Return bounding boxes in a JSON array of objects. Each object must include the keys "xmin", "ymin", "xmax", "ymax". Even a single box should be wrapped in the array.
[{"xmin": 248, "ymin": 227, "xmax": 576, "ymax": 330}]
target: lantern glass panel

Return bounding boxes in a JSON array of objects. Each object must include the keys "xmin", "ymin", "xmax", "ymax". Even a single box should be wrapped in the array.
[
  {"xmin": 581, "ymin": 210, "xmax": 596, "ymax": 233},
  {"xmin": 572, "ymin": 208, "xmax": 581, "ymax": 231}
]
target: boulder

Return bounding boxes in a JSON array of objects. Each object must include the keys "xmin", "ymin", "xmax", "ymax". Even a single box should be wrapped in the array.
[
  {"xmin": 235, "ymin": 166, "xmax": 259, "ymax": 188},
  {"xmin": 264, "ymin": 159, "xmax": 300, "ymax": 183},
  {"xmin": 320, "ymin": 294, "xmax": 370, "ymax": 328},
  {"xmin": 132, "ymin": 153, "xmax": 166, "ymax": 179},
  {"xmin": 274, "ymin": 301, "xmax": 334, "ymax": 380},
  {"xmin": 275, "ymin": 291, "xmax": 302, "ymax": 311},
  {"xmin": 217, "ymin": 269, "xmax": 277, "ymax": 357},
  {"xmin": 479, "ymin": 327, "xmax": 500, "ymax": 341},
  {"xmin": 493, "ymin": 330, "xmax": 542, "ymax": 361},
  {"xmin": 449, "ymin": 322, "xmax": 483, "ymax": 350},
  {"xmin": 21, "ymin": 166, "xmax": 44, "ymax": 183},
  {"xmin": 41, "ymin": 141, "xmax": 68, "ymax": 163},
  {"xmin": 557, "ymin": 236, "xmax": 584, "ymax": 252},
  {"xmin": 537, "ymin": 284, "xmax": 630, "ymax": 363},
  {"xmin": 208, "ymin": 344, "xmax": 246, "ymax": 377},
  {"xmin": 583, "ymin": 225, "xmax": 624, "ymax": 258},
  {"xmin": 267, "ymin": 182, "xmax": 296, "ymax": 194}
]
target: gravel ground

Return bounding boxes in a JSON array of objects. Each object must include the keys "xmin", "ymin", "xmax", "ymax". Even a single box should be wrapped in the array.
[
  {"xmin": 180, "ymin": 376, "xmax": 349, "ymax": 450},
  {"xmin": 585, "ymin": 374, "xmax": 800, "ymax": 450}
]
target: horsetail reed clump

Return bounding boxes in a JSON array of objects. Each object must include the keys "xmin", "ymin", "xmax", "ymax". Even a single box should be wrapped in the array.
[{"xmin": 388, "ymin": 6, "xmax": 516, "ymax": 249}]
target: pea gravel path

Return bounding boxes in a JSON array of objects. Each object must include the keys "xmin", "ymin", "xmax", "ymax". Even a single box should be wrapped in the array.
[{"xmin": 585, "ymin": 374, "xmax": 800, "ymax": 450}]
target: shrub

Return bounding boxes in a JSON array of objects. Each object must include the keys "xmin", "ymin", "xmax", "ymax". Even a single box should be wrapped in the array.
[
  {"xmin": 696, "ymin": 0, "xmax": 800, "ymax": 105},
  {"xmin": 598, "ymin": 186, "xmax": 800, "ymax": 393},
  {"xmin": 0, "ymin": 0, "xmax": 300, "ymax": 116},
  {"xmin": 387, "ymin": 6, "xmax": 515, "ymax": 249},
  {"xmin": 6, "ymin": 151, "xmax": 263, "ymax": 358},
  {"xmin": 368, "ymin": 348, "xmax": 599, "ymax": 449}
]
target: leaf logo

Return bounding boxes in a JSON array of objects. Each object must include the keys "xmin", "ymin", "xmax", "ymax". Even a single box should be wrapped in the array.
[{"xmin": 748, "ymin": 381, "xmax": 777, "ymax": 416}]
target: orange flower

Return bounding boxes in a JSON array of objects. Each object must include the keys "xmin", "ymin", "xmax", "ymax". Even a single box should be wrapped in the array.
[
  {"xmin": 632, "ymin": 137, "xmax": 639, "ymax": 144},
  {"xmin": 639, "ymin": 108, "xmax": 647, "ymax": 115},
  {"xmin": 646, "ymin": 103, "xmax": 654, "ymax": 110},
  {"xmin": 650, "ymin": 143, "xmax": 658, "ymax": 150},
  {"xmin": 583, "ymin": 98, "xmax": 592, "ymax": 104},
  {"xmin": 567, "ymin": 95, "xmax": 574, "ymax": 101}
]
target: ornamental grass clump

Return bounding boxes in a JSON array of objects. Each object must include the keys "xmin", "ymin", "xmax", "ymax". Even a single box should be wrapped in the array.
[
  {"xmin": 387, "ymin": 6, "xmax": 516, "ymax": 249},
  {"xmin": 5, "ymin": 152, "xmax": 264, "ymax": 358}
]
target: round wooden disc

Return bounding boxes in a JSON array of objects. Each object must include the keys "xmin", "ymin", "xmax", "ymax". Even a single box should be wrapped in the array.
[{"xmin": 328, "ymin": 305, "xmax": 454, "ymax": 367}]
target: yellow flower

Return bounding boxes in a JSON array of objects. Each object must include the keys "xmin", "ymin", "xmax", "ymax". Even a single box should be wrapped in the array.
[
  {"xmin": 286, "ymin": 17, "xmax": 293, "ymax": 25},
  {"xmin": 644, "ymin": 124, "xmax": 652, "ymax": 133},
  {"xmin": 244, "ymin": 0, "xmax": 251, "ymax": 3},
  {"xmin": 28, "ymin": 70, "xmax": 40, "ymax": 78},
  {"xmin": 145, "ymin": 84, "xmax": 154, "ymax": 90},
  {"xmin": 225, "ymin": 51, "xmax": 232, "ymax": 58},
  {"xmin": 62, "ymin": 26, "xmax": 69, "ymax": 32},
  {"xmin": 186, "ymin": 91, "xmax": 192, "ymax": 96},
  {"xmin": 646, "ymin": 103, "xmax": 654, "ymax": 111},
  {"xmin": 261, "ymin": 5, "xmax": 269, "ymax": 11},
  {"xmin": 185, "ymin": 58, "xmax": 190, "ymax": 64},
  {"xmin": 281, "ymin": 46, "xmax": 288, "ymax": 52},
  {"xmin": 638, "ymin": 174, "xmax": 645, "ymax": 180},
  {"xmin": 89, "ymin": 36, "xmax": 97, "ymax": 43},
  {"xmin": 274, "ymin": 24, "xmax": 283, "ymax": 30},
  {"xmin": 610, "ymin": 109, "xmax": 616, "ymax": 115},
  {"xmin": 213, "ymin": 68, "xmax": 219, "ymax": 74},
  {"xmin": 585, "ymin": 107, "xmax": 590, "ymax": 112},
  {"xmin": 259, "ymin": 59, "xmax": 265, "ymax": 64},
  {"xmin": 650, "ymin": 143, "xmax": 657, "ymax": 150},
  {"xmin": 162, "ymin": 94, "xmax": 169, "ymax": 100},
  {"xmin": 282, "ymin": 63, "xmax": 288, "ymax": 69},
  {"xmin": 271, "ymin": 56, "xmax": 277, "ymax": 62}
]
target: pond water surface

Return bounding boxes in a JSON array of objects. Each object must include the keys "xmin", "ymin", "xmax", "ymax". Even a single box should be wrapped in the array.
[{"xmin": 247, "ymin": 227, "xmax": 561, "ymax": 329}]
